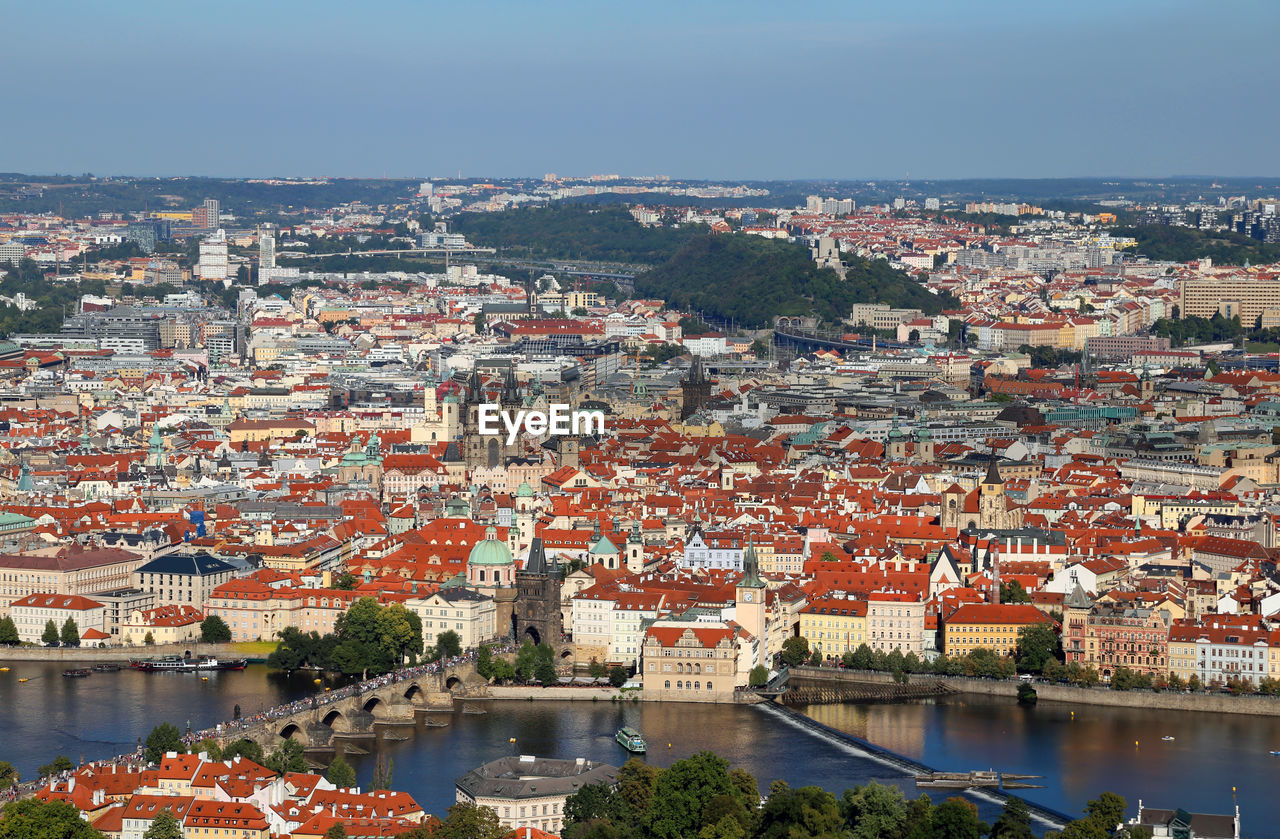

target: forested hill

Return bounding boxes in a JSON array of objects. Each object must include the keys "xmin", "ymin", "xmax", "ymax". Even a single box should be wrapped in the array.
[
  {"xmin": 450, "ymin": 204, "xmax": 698, "ymax": 265},
  {"xmin": 1115, "ymin": 225, "xmax": 1280, "ymax": 266},
  {"xmin": 633, "ymin": 234, "xmax": 950, "ymax": 329}
]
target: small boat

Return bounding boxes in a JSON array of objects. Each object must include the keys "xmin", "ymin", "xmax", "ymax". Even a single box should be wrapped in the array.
[
  {"xmin": 62, "ymin": 668, "xmax": 92, "ymax": 678},
  {"xmin": 92, "ymin": 663, "xmax": 122, "ymax": 672},
  {"xmin": 616, "ymin": 727, "xmax": 647, "ymax": 754},
  {"xmin": 1161, "ymin": 736, "xmax": 1174, "ymax": 741},
  {"xmin": 1271, "ymin": 750, "xmax": 1280, "ymax": 756},
  {"xmin": 0, "ymin": 666, "xmax": 9, "ymax": 672},
  {"xmin": 17, "ymin": 677, "xmax": 28, "ymax": 683}
]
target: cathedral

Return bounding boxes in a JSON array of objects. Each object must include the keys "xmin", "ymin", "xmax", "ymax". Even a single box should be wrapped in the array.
[{"xmin": 940, "ymin": 453, "xmax": 1024, "ymax": 532}]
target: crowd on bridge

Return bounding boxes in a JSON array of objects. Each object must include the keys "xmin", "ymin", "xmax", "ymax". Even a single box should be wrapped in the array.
[{"xmin": 189, "ymin": 645, "xmax": 514, "ymax": 746}]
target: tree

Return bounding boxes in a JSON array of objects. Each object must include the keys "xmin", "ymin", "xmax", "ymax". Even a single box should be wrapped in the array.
[
  {"xmin": 200, "ymin": 615, "xmax": 231, "ymax": 643},
  {"xmin": 434, "ymin": 802, "xmax": 504, "ymax": 839},
  {"xmin": 473, "ymin": 311, "xmax": 485, "ymax": 334},
  {"xmin": 0, "ymin": 616, "xmax": 18, "ymax": 645},
  {"xmin": 608, "ymin": 666, "xmax": 629, "ymax": 687},
  {"xmin": 37, "ymin": 756, "xmax": 74, "ymax": 778},
  {"xmin": 221, "ymin": 739, "xmax": 264, "ymax": 764},
  {"xmin": 434, "ymin": 629, "xmax": 462, "ymax": 661},
  {"xmin": 990, "ymin": 796, "xmax": 1035, "ymax": 839},
  {"xmin": 191, "ymin": 738, "xmax": 222, "ymax": 760},
  {"xmin": 850, "ymin": 643, "xmax": 874, "ymax": 670},
  {"xmin": 0, "ymin": 799, "xmax": 107, "ymax": 839},
  {"xmin": 1015, "ymin": 622, "xmax": 1060, "ymax": 673},
  {"xmin": 142, "ymin": 809, "xmax": 183, "ymax": 839},
  {"xmin": 750, "ymin": 339, "xmax": 768, "ymax": 359},
  {"xmin": 930, "ymin": 797, "xmax": 989, "ymax": 839},
  {"xmin": 840, "ymin": 781, "xmax": 908, "ymax": 839},
  {"xmin": 808, "ymin": 648, "xmax": 823, "ymax": 666},
  {"xmin": 488, "ymin": 658, "xmax": 516, "ymax": 683},
  {"xmin": 324, "ymin": 824, "xmax": 348, "ymax": 839},
  {"xmin": 264, "ymin": 739, "xmax": 308, "ymax": 775},
  {"xmin": 780, "ymin": 636, "xmax": 810, "ymax": 667},
  {"xmin": 331, "ymin": 572, "xmax": 358, "ymax": 590},
  {"xmin": 0, "ymin": 761, "xmax": 17, "ymax": 787},
  {"xmin": 645, "ymin": 751, "xmax": 745, "ymax": 839},
  {"xmin": 144, "ymin": 723, "xmax": 184, "ymax": 763},
  {"xmin": 41, "ymin": 619, "xmax": 59, "ymax": 646},
  {"xmin": 476, "ymin": 644, "xmax": 493, "ymax": 679},
  {"xmin": 748, "ymin": 665, "xmax": 770, "ymax": 687},
  {"xmin": 1083, "ymin": 792, "xmax": 1128, "ymax": 834},
  {"xmin": 616, "ymin": 758, "xmax": 658, "ymax": 817},
  {"xmin": 144, "ymin": 631, "xmax": 155, "ymax": 645},
  {"xmin": 758, "ymin": 785, "xmax": 842, "ymax": 839},
  {"xmin": 1000, "ymin": 580, "xmax": 1032, "ymax": 604},
  {"xmin": 326, "ymin": 755, "xmax": 357, "ymax": 789},
  {"xmin": 564, "ymin": 783, "xmax": 624, "ymax": 834}
]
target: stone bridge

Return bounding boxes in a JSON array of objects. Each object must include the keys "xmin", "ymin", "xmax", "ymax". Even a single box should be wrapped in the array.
[{"xmin": 215, "ymin": 660, "xmax": 488, "ymax": 752}]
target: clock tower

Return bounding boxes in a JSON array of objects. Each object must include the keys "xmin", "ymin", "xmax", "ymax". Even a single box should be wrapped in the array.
[{"xmin": 736, "ymin": 538, "xmax": 768, "ymax": 669}]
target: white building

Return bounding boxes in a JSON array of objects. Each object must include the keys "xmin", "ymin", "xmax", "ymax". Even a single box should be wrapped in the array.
[
  {"xmin": 197, "ymin": 230, "xmax": 229, "ymax": 280},
  {"xmin": 10, "ymin": 593, "xmax": 107, "ymax": 643},
  {"xmin": 407, "ymin": 587, "xmax": 497, "ymax": 651},
  {"xmin": 867, "ymin": 589, "xmax": 927, "ymax": 654}
]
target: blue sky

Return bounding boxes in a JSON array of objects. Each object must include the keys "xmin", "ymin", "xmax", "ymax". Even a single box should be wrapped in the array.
[{"xmin": 4, "ymin": 0, "xmax": 1277, "ymax": 180}]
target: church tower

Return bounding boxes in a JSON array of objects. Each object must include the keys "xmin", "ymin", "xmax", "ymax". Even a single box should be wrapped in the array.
[
  {"xmin": 680, "ymin": 357, "xmax": 712, "ymax": 420},
  {"xmin": 978, "ymin": 452, "xmax": 1006, "ymax": 530},
  {"xmin": 735, "ymin": 538, "xmax": 768, "ymax": 669},
  {"xmin": 625, "ymin": 521, "xmax": 645, "ymax": 573},
  {"xmin": 916, "ymin": 417, "xmax": 934, "ymax": 464}
]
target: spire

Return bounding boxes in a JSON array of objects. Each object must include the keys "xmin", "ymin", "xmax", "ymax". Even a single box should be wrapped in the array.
[
  {"xmin": 983, "ymin": 450, "xmax": 1003, "ymax": 486},
  {"xmin": 739, "ymin": 536, "xmax": 765, "ymax": 589}
]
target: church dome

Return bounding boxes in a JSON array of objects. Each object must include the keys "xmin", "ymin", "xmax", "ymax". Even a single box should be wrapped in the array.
[
  {"xmin": 516, "ymin": 481, "xmax": 534, "ymax": 497},
  {"xmin": 468, "ymin": 526, "xmax": 513, "ymax": 566}
]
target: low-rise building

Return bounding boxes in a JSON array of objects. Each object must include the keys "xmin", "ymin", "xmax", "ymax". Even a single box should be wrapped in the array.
[
  {"xmin": 407, "ymin": 587, "xmax": 497, "ymax": 651},
  {"xmin": 455, "ymin": 755, "xmax": 618, "ymax": 836},
  {"xmin": 10, "ymin": 592, "xmax": 107, "ymax": 643},
  {"xmin": 943, "ymin": 603, "xmax": 1053, "ymax": 658},
  {"xmin": 799, "ymin": 597, "xmax": 867, "ymax": 656}
]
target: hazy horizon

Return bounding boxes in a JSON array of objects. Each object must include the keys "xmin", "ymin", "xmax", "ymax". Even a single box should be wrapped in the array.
[{"xmin": 6, "ymin": 0, "xmax": 1278, "ymax": 180}]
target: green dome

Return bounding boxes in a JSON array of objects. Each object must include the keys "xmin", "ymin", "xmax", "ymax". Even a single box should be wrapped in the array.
[
  {"xmin": 516, "ymin": 481, "xmax": 534, "ymax": 497},
  {"xmin": 468, "ymin": 526, "xmax": 513, "ymax": 566}
]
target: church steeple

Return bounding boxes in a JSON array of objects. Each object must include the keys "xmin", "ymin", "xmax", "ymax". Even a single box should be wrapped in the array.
[
  {"xmin": 739, "ymin": 537, "xmax": 765, "ymax": 589},
  {"xmin": 982, "ymin": 450, "xmax": 1004, "ymax": 486}
]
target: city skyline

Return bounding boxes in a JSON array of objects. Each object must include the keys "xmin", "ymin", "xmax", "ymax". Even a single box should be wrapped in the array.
[{"xmin": 6, "ymin": 0, "xmax": 1279, "ymax": 180}]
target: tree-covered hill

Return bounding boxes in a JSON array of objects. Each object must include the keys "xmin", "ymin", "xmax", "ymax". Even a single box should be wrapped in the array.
[
  {"xmin": 1115, "ymin": 225, "xmax": 1280, "ymax": 266},
  {"xmin": 450, "ymin": 204, "xmax": 698, "ymax": 265},
  {"xmin": 633, "ymin": 233, "xmax": 951, "ymax": 328}
]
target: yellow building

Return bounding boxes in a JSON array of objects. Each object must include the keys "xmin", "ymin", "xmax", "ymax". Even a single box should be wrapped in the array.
[
  {"xmin": 943, "ymin": 603, "xmax": 1051, "ymax": 657},
  {"xmin": 800, "ymin": 597, "xmax": 868, "ymax": 656}
]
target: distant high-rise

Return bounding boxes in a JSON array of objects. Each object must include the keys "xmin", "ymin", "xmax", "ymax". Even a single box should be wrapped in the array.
[
  {"xmin": 193, "ymin": 198, "xmax": 220, "ymax": 230},
  {"xmin": 197, "ymin": 230, "xmax": 229, "ymax": 280},
  {"xmin": 259, "ymin": 230, "xmax": 276, "ymax": 270}
]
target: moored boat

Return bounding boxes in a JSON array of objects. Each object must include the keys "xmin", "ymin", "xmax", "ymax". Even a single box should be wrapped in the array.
[
  {"xmin": 616, "ymin": 726, "xmax": 647, "ymax": 753},
  {"xmin": 62, "ymin": 668, "xmax": 92, "ymax": 678},
  {"xmin": 130, "ymin": 655, "xmax": 247, "ymax": 672}
]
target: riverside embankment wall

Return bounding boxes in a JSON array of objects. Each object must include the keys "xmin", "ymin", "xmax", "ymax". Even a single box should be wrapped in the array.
[
  {"xmin": 788, "ymin": 666, "xmax": 1280, "ymax": 717},
  {"xmin": 0, "ymin": 643, "xmax": 246, "ymax": 662}
]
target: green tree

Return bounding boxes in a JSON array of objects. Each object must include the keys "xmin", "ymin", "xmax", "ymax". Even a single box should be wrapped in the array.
[
  {"xmin": 930, "ymin": 797, "xmax": 989, "ymax": 839},
  {"xmin": 850, "ymin": 643, "xmax": 874, "ymax": 670},
  {"xmin": 645, "ymin": 751, "xmax": 745, "ymax": 839},
  {"xmin": 434, "ymin": 629, "xmax": 462, "ymax": 661},
  {"xmin": 200, "ymin": 615, "xmax": 232, "ymax": 643},
  {"xmin": 1015, "ymin": 622, "xmax": 1060, "ymax": 673},
  {"xmin": 331, "ymin": 572, "xmax": 358, "ymax": 590},
  {"xmin": 488, "ymin": 658, "xmax": 517, "ymax": 683},
  {"xmin": 1000, "ymin": 580, "xmax": 1032, "ymax": 604},
  {"xmin": 326, "ymin": 755, "xmax": 357, "ymax": 789},
  {"xmin": 0, "ymin": 761, "xmax": 18, "ymax": 787},
  {"xmin": 191, "ymin": 738, "xmax": 222, "ymax": 760},
  {"xmin": 617, "ymin": 758, "xmax": 659, "ymax": 817},
  {"xmin": 144, "ymin": 723, "xmax": 184, "ymax": 764},
  {"xmin": 780, "ymin": 636, "xmax": 810, "ymax": 667},
  {"xmin": 748, "ymin": 665, "xmax": 769, "ymax": 687},
  {"xmin": 324, "ymin": 824, "xmax": 348, "ymax": 839},
  {"xmin": 1084, "ymin": 792, "xmax": 1127, "ymax": 834},
  {"xmin": 41, "ymin": 619, "xmax": 59, "ymax": 645},
  {"xmin": 608, "ymin": 666, "xmax": 629, "ymax": 688},
  {"xmin": 264, "ymin": 739, "xmax": 308, "ymax": 775},
  {"xmin": 990, "ymin": 796, "xmax": 1035, "ymax": 839},
  {"xmin": 750, "ymin": 338, "xmax": 768, "ymax": 359},
  {"xmin": 144, "ymin": 631, "xmax": 155, "ymax": 645},
  {"xmin": 808, "ymin": 648, "xmax": 823, "ymax": 666},
  {"xmin": 476, "ymin": 644, "xmax": 493, "ymax": 679},
  {"xmin": 564, "ymin": 782, "xmax": 624, "ymax": 834},
  {"xmin": 758, "ymin": 785, "xmax": 842, "ymax": 839},
  {"xmin": 37, "ymin": 755, "xmax": 74, "ymax": 778},
  {"xmin": 0, "ymin": 616, "xmax": 18, "ymax": 645},
  {"xmin": 433, "ymin": 801, "xmax": 504, "ymax": 839},
  {"xmin": 840, "ymin": 781, "xmax": 908, "ymax": 839},
  {"xmin": 221, "ymin": 739, "xmax": 264, "ymax": 764},
  {"xmin": 142, "ymin": 809, "xmax": 183, "ymax": 839},
  {"xmin": 0, "ymin": 798, "xmax": 107, "ymax": 839}
]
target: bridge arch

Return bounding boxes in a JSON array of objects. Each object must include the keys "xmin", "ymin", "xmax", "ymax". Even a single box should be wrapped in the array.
[
  {"xmin": 403, "ymin": 682, "xmax": 426, "ymax": 704},
  {"xmin": 444, "ymin": 675, "xmax": 462, "ymax": 691},
  {"xmin": 321, "ymin": 709, "xmax": 350, "ymax": 732},
  {"xmin": 279, "ymin": 723, "xmax": 308, "ymax": 746},
  {"xmin": 362, "ymin": 696, "xmax": 392, "ymax": 719}
]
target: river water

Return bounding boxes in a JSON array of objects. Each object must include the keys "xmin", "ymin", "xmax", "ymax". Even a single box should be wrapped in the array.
[{"xmin": 0, "ymin": 661, "xmax": 1272, "ymax": 834}]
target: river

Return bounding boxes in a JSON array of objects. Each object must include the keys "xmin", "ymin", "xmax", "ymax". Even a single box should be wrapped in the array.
[{"xmin": 0, "ymin": 661, "xmax": 1270, "ymax": 833}]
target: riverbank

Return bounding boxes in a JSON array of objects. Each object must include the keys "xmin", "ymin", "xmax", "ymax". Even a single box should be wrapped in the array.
[
  {"xmin": 0, "ymin": 642, "xmax": 257, "ymax": 662},
  {"xmin": 487, "ymin": 685, "xmax": 630, "ymax": 701},
  {"xmin": 788, "ymin": 666, "xmax": 1280, "ymax": 717}
]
